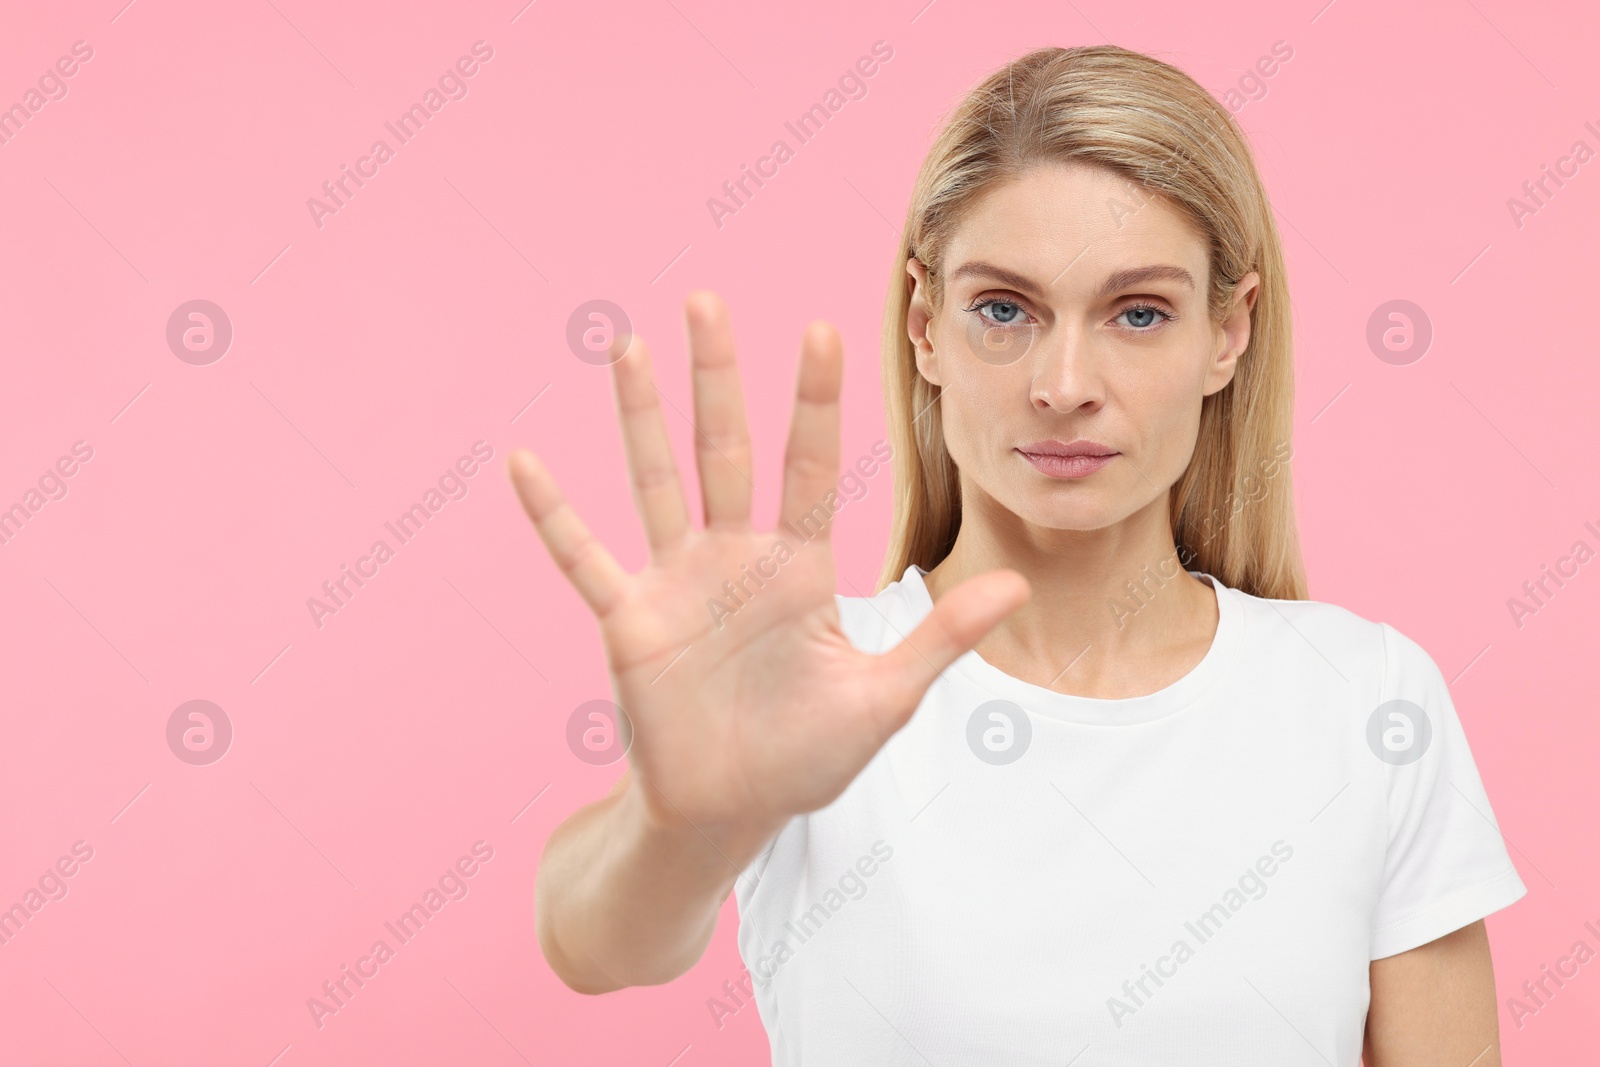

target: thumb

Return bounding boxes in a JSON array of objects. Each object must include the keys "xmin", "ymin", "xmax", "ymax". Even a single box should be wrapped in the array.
[{"xmin": 869, "ymin": 569, "xmax": 1031, "ymax": 733}]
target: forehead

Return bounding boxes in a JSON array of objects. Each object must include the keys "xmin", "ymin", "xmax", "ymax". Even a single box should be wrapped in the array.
[{"xmin": 941, "ymin": 163, "xmax": 1209, "ymax": 294}]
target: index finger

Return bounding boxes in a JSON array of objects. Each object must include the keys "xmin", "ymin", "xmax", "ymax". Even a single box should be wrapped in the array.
[{"xmin": 507, "ymin": 449, "xmax": 630, "ymax": 618}]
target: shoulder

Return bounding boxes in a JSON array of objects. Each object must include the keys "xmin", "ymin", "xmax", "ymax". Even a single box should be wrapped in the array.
[
  {"xmin": 1231, "ymin": 583, "xmax": 1381, "ymax": 646},
  {"xmin": 834, "ymin": 570, "xmax": 1451, "ymax": 694},
  {"xmin": 1222, "ymin": 585, "xmax": 1401, "ymax": 694},
  {"xmin": 1222, "ymin": 583, "xmax": 1441, "ymax": 697}
]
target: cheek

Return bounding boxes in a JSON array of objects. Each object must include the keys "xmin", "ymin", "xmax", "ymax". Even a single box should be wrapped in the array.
[
  {"xmin": 1136, "ymin": 382, "xmax": 1206, "ymax": 473},
  {"xmin": 935, "ymin": 392, "xmax": 978, "ymax": 471},
  {"xmin": 939, "ymin": 361, "xmax": 1023, "ymax": 461},
  {"xmin": 1112, "ymin": 346, "xmax": 1208, "ymax": 433},
  {"xmin": 1145, "ymin": 375, "xmax": 1201, "ymax": 426}
]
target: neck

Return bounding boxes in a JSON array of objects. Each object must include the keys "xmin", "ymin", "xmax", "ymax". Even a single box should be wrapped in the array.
[{"xmin": 923, "ymin": 485, "xmax": 1216, "ymax": 698}]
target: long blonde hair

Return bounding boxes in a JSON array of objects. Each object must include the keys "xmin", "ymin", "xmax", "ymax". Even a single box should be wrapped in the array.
[{"xmin": 877, "ymin": 45, "xmax": 1307, "ymax": 600}]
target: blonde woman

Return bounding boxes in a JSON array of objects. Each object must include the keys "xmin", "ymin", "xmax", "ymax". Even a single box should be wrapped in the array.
[{"xmin": 512, "ymin": 45, "xmax": 1524, "ymax": 1066}]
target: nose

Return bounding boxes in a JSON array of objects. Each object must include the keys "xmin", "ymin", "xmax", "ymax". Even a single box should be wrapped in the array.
[{"xmin": 1029, "ymin": 327, "xmax": 1105, "ymax": 413}]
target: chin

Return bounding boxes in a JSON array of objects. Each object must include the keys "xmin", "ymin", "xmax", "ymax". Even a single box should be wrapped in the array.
[{"xmin": 1003, "ymin": 484, "xmax": 1125, "ymax": 532}]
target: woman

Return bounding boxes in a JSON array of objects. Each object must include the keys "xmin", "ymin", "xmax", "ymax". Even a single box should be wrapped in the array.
[{"xmin": 510, "ymin": 45, "xmax": 1524, "ymax": 1066}]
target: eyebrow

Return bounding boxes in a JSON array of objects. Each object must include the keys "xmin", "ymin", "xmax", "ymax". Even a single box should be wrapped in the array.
[{"xmin": 948, "ymin": 261, "xmax": 1197, "ymax": 301}]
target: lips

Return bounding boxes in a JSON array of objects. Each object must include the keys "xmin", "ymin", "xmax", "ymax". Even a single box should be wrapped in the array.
[
  {"xmin": 1016, "ymin": 439, "xmax": 1117, "ymax": 458},
  {"xmin": 1016, "ymin": 439, "xmax": 1118, "ymax": 479}
]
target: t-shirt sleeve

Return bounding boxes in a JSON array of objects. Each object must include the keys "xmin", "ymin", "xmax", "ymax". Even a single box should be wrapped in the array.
[{"xmin": 1368, "ymin": 623, "xmax": 1527, "ymax": 960}]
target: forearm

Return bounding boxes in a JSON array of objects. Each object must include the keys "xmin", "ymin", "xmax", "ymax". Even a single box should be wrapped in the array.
[{"xmin": 535, "ymin": 777, "xmax": 780, "ymax": 993}]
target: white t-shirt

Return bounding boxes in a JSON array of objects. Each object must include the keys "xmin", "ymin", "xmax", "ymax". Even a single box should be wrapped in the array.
[{"xmin": 733, "ymin": 565, "xmax": 1525, "ymax": 1066}]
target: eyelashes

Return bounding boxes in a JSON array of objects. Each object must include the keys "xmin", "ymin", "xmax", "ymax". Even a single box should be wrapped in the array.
[
  {"xmin": 965, "ymin": 297, "xmax": 1031, "ymax": 329},
  {"xmin": 1116, "ymin": 302, "xmax": 1176, "ymax": 331},
  {"xmin": 963, "ymin": 296, "xmax": 1177, "ymax": 334}
]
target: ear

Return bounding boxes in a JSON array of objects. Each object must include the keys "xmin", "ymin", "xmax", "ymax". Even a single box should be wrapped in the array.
[
  {"xmin": 906, "ymin": 256, "xmax": 944, "ymax": 387},
  {"xmin": 1203, "ymin": 270, "xmax": 1259, "ymax": 396}
]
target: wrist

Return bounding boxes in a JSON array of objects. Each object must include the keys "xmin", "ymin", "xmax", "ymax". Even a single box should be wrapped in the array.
[{"xmin": 620, "ymin": 774, "xmax": 786, "ymax": 884}]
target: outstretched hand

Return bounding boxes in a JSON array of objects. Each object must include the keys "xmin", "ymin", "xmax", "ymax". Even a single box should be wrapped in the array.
[{"xmin": 508, "ymin": 291, "xmax": 1029, "ymax": 848}]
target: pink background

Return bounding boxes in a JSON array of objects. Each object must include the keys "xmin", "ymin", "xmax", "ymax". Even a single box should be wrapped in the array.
[{"xmin": 2, "ymin": 0, "xmax": 1595, "ymax": 1062}]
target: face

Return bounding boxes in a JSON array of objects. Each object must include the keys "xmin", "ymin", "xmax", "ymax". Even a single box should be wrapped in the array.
[{"xmin": 907, "ymin": 162, "xmax": 1258, "ymax": 534}]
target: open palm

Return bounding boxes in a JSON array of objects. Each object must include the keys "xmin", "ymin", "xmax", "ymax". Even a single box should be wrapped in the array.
[{"xmin": 508, "ymin": 292, "xmax": 1028, "ymax": 853}]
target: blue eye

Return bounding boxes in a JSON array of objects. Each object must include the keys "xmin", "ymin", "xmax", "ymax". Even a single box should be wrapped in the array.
[
  {"xmin": 968, "ymin": 298, "xmax": 1029, "ymax": 327},
  {"xmin": 1118, "ymin": 303, "xmax": 1173, "ymax": 331}
]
